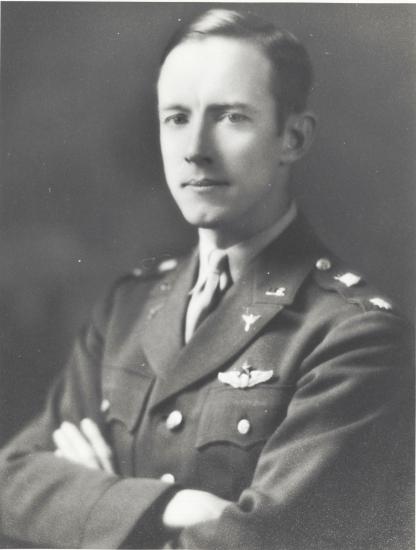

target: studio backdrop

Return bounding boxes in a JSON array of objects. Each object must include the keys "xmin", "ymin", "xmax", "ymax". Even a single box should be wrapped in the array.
[{"xmin": 1, "ymin": 2, "xmax": 415, "ymax": 444}]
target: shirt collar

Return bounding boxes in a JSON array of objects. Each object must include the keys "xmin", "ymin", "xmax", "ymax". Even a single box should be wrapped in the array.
[{"xmin": 196, "ymin": 202, "xmax": 297, "ymax": 286}]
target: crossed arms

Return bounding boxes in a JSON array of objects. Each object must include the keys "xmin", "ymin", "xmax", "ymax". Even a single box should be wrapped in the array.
[
  {"xmin": 0, "ymin": 291, "xmax": 413, "ymax": 549},
  {"xmin": 53, "ymin": 418, "xmax": 229, "ymax": 530}
]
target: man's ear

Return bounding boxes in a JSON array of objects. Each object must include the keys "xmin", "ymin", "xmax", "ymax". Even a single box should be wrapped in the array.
[{"xmin": 279, "ymin": 111, "xmax": 317, "ymax": 165}]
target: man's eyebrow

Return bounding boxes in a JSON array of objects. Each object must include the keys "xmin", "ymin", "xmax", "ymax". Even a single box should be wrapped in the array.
[
  {"xmin": 159, "ymin": 104, "xmax": 190, "ymax": 112},
  {"xmin": 158, "ymin": 103, "xmax": 258, "ymax": 113},
  {"xmin": 208, "ymin": 103, "xmax": 258, "ymax": 113}
]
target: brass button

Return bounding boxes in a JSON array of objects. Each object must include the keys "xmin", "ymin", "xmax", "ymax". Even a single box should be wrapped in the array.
[
  {"xmin": 160, "ymin": 473, "xmax": 175, "ymax": 484},
  {"xmin": 237, "ymin": 418, "xmax": 251, "ymax": 435},
  {"xmin": 166, "ymin": 410, "xmax": 183, "ymax": 431},
  {"xmin": 315, "ymin": 257, "xmax": 332, "ymax": 271}
]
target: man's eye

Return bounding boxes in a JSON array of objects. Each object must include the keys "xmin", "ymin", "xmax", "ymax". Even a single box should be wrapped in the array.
[
  {"xmin": 221, "ymin": 112, "xmax": 248, "ymax": 123},
  {"xmin": 164, "ymin": 114, "xmax": 188, "ymax": 125}
]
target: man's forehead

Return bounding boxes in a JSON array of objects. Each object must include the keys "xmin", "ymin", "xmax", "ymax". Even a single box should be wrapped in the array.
[{"xmin": 157, "ymin": 36, "xmax": 274, "ymax": 107}]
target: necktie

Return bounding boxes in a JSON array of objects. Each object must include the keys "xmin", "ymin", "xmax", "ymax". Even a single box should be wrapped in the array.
[{"xmin": 185, "ymin": 250, "xmax": 231, "ymax": 343}]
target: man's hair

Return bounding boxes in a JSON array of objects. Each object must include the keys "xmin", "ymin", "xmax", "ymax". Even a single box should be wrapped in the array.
[{"xmin": 160, "ymin": 9, "xmax": 314, "ymax": 133}]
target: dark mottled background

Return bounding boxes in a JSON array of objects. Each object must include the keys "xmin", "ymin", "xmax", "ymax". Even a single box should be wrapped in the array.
[{"xmin": 1, "ymin": 3, "xmax": 415, "ymax": 444}]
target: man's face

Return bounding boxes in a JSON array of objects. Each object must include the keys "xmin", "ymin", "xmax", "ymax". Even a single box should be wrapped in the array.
[{"xmin": 158, "ymin": 37, "xmax": 290, "ymax": 236}]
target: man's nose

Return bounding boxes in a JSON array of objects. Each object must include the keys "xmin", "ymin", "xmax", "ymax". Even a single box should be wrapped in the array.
[{"xmin": 184, "ymin": 119, "xmax": 213, "ymax": 165}]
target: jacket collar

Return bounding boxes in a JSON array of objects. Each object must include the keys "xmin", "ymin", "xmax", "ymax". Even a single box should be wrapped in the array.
[
  {"xmin": 196, "ymin": 201, "xmax": 297, "ymax": 286},
  {"xmin": 140, "ymin": 215, "xmax": 324, "ymax": 411}
]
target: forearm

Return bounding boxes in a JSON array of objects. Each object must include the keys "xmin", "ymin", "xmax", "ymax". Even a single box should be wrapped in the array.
[
  {"xmin": 0, "ymin": 331, "xmax": 171, "ymax": 548},
  {"xmin": 0, "ymin": 444, "xmax": 175, "ymax": 548},
  {"xmin": 50, "ymin": 419, "xmax": 231, "ymax": 547}
]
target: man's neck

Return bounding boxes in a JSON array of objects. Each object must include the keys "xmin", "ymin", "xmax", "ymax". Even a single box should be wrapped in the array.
[{"xmin": 196, "ymin": 200, "xmax": 297, "ymax": 285}]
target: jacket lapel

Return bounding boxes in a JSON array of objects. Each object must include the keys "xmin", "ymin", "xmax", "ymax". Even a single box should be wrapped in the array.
[
  {"xmin": 147, "ymin": 216, "xmax": 323, "ymax": 412},
  {"xmin": 140, "ymin": 250, "xmax": 197, "ymax": 378}
]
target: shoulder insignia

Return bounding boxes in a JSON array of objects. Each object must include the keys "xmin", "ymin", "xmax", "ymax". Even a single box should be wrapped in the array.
[
  {"xmin": 314, "ymin": 256, "xmax": 363, "ymax": 292},
  {"xmin": 333, "ymin": 272, "xmax": 361, "ymax": 288},
  {"xmin": 131, "ymin": 256, "xmax": 178, "ymax": 279},
  {"xmin": 314, "ymin": 255, "xmax": 397, "ymax": 314},
  {"xmin": 368, "ymin": 297, "xmax": 392, "ymax": 311}
]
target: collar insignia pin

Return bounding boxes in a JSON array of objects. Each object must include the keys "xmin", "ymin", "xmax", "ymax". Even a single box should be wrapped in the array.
[
  {"xmin": 265, "ymin": 287, "xmax": 286, "ymax": 297},
  {"xmin": 242, "ymin": 312, "xmax": 261, "ymax": 332}
]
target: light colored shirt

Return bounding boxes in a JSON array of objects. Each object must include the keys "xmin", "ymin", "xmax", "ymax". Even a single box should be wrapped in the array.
[{"xmin": 194, "ymin": 202, "xmax": 297, "ymax": 288}]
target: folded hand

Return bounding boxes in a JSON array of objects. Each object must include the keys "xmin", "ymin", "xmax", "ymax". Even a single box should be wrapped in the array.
[
  {"xmin": 163, "ymin": 489, "xmax": 230, "ymax": 529},
  {"xmin": 53, "ymin": 418, "xmax": 114, "ymax": 474}
]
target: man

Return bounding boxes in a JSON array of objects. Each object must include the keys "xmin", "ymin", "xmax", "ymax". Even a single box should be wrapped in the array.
[{"xmin": 0, "ymin": 9, "xmax": 413, "ymax": 550}]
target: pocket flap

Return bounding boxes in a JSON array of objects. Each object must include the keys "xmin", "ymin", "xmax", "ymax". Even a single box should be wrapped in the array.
[{"xmin": 196, "ymin": 385, "xmax": 292, "ymax": 449}]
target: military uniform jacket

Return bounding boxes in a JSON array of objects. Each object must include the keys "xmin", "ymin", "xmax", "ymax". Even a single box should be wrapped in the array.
[{"xmin": 0, "ymin": 217, "xmax": 413, "ymax": 549}]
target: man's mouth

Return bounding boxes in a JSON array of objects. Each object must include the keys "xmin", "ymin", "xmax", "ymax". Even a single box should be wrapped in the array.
[{"xmin": 182, "ymin": 178, "xmax": 229, "ymax": 188}]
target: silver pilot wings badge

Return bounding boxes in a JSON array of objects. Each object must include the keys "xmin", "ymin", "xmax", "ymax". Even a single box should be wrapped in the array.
[{"xmin": 218, "ymin": 362, "xmax": 274, "ymax": 389}]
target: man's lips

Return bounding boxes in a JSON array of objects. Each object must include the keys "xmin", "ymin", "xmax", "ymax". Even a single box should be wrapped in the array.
[{"xmin": 181, "ymin": 178, "xmax": 229, "ymax": 188}]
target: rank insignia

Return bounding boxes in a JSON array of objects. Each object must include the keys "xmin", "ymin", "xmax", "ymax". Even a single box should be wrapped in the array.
[
  {"xmin": 369, "ymin": 297, "xmax": 392, "ymax": 310},
  {"xmin": 334, "ymin": 272, "xmax": 361, "ymax": 287},
  {"xmin": 265, "ymin": 287, "xmax": 286, "ymax": 297},
  {"xmin": 242, "ymin": 312, "xmax": 261, "ymax": 332},
  {"xmin": 218, "ymin": 362, "xmax": 274, "ymax": 389}
]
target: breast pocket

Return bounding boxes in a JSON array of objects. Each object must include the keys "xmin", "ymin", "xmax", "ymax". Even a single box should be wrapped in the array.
[
  {"xmin": 193, "ymin": 383, "xmax": 294, "ymax": 498},
  {"xmin": 196, "ymin": 383, "xmax": 294, "ymax": 450}
]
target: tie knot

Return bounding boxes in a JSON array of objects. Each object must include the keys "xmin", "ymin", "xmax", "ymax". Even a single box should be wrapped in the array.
[
  {"xmin": 207, "ymin": 249, "xmax": 229, "ymax": 276},
  {"xmin": 190, "ymin": 250, "xmax": 231, "ymax": 297},
  {"xmin": 185, "ymin": 249, "xmax": 231, "ymax": 342}
]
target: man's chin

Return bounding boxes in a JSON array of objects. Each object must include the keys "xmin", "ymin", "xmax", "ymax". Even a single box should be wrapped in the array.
[
  {"xmin": 177, "ymin": 205, "xmax": 227, "ymax": 228},
  {"xmin": 184, "ymin": 217, "xmax": 222, "ymax": 229}
]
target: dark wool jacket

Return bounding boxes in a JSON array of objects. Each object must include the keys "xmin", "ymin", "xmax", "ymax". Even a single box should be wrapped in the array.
[{"xmin": 0, "ymin": 217, "xmax": 413, "ymax": 549}]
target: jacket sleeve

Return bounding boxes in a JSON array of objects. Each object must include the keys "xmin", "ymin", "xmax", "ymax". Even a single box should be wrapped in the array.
[
  {"xmin": 172, "ymin": 309, "xmax": 414, "ymax": 550},
  {"xmin": 0, "ymin": 289, "xmax": 176, "ymax": 549}
]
